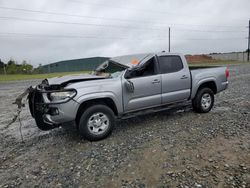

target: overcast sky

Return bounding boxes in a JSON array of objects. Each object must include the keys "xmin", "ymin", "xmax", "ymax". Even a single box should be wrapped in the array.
[{"xmin": 0, "ymin": 0, "xmax": 249, "ymax": 67}]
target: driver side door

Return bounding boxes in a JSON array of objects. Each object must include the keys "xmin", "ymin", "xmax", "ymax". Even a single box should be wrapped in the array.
[{"xmin": 122, "ymin": 57, "xmax": 162, "ymax": 112}]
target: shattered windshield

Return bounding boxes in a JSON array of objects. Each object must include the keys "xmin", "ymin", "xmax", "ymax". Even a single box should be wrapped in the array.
[
  {"xmin": 94, "ymin": 53, "xmax": 154, "ymax": 78},
  {"xmin": 94, "ymin": 60, "xmax": 126, "ymax": 78}
]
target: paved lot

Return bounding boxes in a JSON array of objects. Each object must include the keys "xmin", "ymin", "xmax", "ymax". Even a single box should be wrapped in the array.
[{"xmin": 0, "ymin": 64, "xmax": 250, "ymax": 188}]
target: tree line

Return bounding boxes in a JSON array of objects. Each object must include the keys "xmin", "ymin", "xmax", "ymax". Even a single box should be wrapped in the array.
[{"xmin": 0, "ymin": 59, "xmax": 44, "ymax": 74}]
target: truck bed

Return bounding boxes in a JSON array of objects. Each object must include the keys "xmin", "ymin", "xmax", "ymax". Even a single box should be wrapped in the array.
[
  {"xmin": 189, "ymin": 65, "xmax": 220, "ymax": 70},
  {"xmin": 189, "ymin": 65, "xmax": 228, "ymax": 99}
]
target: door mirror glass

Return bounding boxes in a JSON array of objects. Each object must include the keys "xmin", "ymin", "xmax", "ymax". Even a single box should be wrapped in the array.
[{"xmin": 124, "ymin": 69, "xmax": 133, "ymax": 79}]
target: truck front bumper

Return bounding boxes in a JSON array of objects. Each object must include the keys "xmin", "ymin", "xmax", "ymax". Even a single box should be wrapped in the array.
[{"xmin": 28, "ymin": 87, "xmax": 79, "ymax": 130}]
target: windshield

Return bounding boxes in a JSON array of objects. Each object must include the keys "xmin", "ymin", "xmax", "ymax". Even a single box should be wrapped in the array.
[
  {"xmin": 94, "ymin": 60, "xmax": 126, "ymax": 78},
  {"xmin": 94, "ymin": 53, "xmax": 154, "ymax": 78},
  {"xmin": 110, "ymin": 70, "xmax": 124, "ymax": 78}
]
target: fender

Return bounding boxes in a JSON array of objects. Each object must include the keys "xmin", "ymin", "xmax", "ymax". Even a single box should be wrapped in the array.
[
  {"xmin": 76, "ymin": 91, "xmax": 123, "ymax": 114},
  {"xmin": 191, "ymin": 77, "xmax": 217, "ymax": 99}
]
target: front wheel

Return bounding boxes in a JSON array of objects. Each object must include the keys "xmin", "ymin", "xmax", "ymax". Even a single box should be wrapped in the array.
[
  {"xmin": 78, "ymin": 104, "xmax": 115, "ymax": 141},
  {"xmin": 192, "ymin": 88, "xmax": 214, "ymax": 113}
]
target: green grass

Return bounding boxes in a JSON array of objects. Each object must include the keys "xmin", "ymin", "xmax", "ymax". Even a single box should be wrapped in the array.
[{"xmin": 0, "ymin": 71, "xmax": 90, "ymax": 82}]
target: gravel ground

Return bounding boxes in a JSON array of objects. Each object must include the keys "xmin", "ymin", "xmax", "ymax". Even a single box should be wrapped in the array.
[{"xmin": 0, "ymin": 64, "xmax": 249, "ymax": 188}]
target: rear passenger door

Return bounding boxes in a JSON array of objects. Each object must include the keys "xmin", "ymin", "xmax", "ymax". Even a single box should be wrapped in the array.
[{"xmin": 158, "ymin": 55, "xmax": 191, "ymax": 104}]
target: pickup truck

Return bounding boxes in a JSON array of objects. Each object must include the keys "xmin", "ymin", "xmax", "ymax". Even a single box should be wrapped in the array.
[{"xmin": 26, "ymin": 52, "xmax": 229, "ymax": 141}]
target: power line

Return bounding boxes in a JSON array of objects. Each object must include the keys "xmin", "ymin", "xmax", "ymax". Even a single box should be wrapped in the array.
[
  {"xmin": 0, "ymin": 6, "xmax": 147, "ymax": 24},
  {"xmin": 69, "ymin": 0, "xmax": 249, "ymax": 23},
  {"xmin": 0, "ymin": 16, "xmax": 165, "ymax": 30},
  {"xmin": 0, "ymin": 6, "xmax": 246, "ymax": 29},
  {"xmin": 0, "ymin": 32, "xmax": 167, "ymax": 40},
  {"xmin": 70, "ymin": 0, "xmax": 196, "ymax": 17},
  {"xmin": 0, "ymin": 15, "xmax": 247, "ymax": 34},
  {"xmin": 177, "ymin": 37, "xmax": 247, "ymax": 41},
  {"xmin": 0, "ymin": 32, "xmax": 246, "ymax": 41},
  {"xmin": 173, "ymin": 28, "xmax": 247, "ymax": 33}
]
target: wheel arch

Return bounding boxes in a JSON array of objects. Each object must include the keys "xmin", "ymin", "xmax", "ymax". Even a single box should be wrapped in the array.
[
  {"xmin": 192, "ymin": 79, "xmax": 217, "ymax": 99},
  {"xmin": 198, "ymin": 81, "xmax": 217, "ymax": 94},
  {"xmin": 75, "ymin": 97, "xmax": 118, "ymax": 126}
]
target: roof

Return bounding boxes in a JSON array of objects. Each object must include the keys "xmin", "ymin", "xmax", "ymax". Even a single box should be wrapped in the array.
[
  {"xmin": 43, "ymin": 57, "xmax": 109, "ymax": 67},
  {"xmin": 110, "ymin": 53, "xmax": 154, "ymax": 68},
  {"xmin": 109, "ymin": 52, "xmax": 182, "ymax": 68}
]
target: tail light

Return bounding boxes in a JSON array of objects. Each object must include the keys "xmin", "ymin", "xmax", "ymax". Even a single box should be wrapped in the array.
[{"xmin": 225, "ymin": 67, "xmax": 229, "ymax": 79}]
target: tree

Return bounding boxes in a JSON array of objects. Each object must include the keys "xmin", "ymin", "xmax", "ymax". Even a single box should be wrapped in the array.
[
  {"xmin": 20, "ymin": 60, "xmax": 33, "ymax": 74},
  {"xmin": 4, "ymin": 58, "xmax": 34, "ymax": 74},
  {"xmin": 33, "ymin": 64, "xmax": 44, "ymax": 74},
  {"xmin": 0, "ymin": 59, "xmax": 6, "ymax": 74},
  {"xmin": 6, "ymin": 63, "xmax": 17, "ymax": 74},
  {"xmin": 7, "ymin": 58, "xmax": 15, "ymax": 66},
  {"xmin": 6, "ymin": 59, "xmax": 17, "ymax": 74}
]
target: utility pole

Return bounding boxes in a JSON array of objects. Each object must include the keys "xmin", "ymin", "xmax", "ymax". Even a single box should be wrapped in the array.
[
  {"xmin": 168, "ymin": 27, "xmax": 171, "ymax": 53},
  {"xmin": 248, "ymin": 20, "xmax": 250, "ymax": 61}
]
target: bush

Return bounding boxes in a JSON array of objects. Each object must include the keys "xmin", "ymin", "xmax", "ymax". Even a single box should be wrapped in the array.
[{"xmin": 3, "ymin": 59, "xmax": 34, "ymax": 74}]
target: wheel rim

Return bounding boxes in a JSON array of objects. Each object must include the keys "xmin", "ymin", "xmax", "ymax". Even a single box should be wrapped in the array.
[
  {"xmin": 87, "ymin": 112, "xmax": 109, "ymax": 135},
  {"xmin": 201, "ymin": 93, "xmax": 212, "ymax": 110}
]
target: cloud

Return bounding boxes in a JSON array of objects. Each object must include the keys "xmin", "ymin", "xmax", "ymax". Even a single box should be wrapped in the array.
[{"xmin": 0, "ymin": 0, "xmax": 249, "ymax": 66}]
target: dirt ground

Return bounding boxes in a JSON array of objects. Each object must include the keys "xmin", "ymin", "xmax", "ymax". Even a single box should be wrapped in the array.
[
  {"xmin": 0, "ymin": 64, "xmax": 250, "ymax": 188},
  {"xmin": 185, "ymin": 54, "xmax": 212, "ymax": 63}
]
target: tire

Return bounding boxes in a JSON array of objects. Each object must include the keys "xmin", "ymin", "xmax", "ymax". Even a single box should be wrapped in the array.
[
  {"xmin": 78, "ymin": 104, "xmax": 115, "ymax": 141},
  {"xmin": 192, "ymin": 88, "xmax": 214, "ymax": 113}
]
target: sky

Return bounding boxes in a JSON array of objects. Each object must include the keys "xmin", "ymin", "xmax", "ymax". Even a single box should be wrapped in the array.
[{"xmin": 0, "ymin": 0, "xmax": 249, "ymax": 67}]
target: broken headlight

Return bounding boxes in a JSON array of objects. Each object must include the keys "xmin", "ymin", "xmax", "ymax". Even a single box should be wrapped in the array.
[{"xmin": 48, "ymin": 90, "xmax": 76, "ymax": 102}]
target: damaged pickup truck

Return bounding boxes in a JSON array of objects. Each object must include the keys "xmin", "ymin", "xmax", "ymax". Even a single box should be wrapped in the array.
[{"xmin": 18, "ymin": 52, "xmax": 229, "ymax": 141}]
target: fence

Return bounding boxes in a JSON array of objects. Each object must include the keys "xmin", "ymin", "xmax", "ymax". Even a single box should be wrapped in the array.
[{"xmin": 209, "ymin": 52, "xmax": 248, "ymax": 62}]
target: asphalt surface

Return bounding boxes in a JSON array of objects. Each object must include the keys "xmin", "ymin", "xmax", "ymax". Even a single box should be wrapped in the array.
[{"xmin": 0, "ymin": 64, "xmax": 249, "ymax": 188}]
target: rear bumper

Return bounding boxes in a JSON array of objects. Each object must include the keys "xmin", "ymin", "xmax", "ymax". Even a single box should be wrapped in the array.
[
  {"xmin": 29, "ymin": 88, "xmax": 79, "ymax": 130},
  {"xmin": 221, "ymin": 81, "xmax": 229, "ymax": 90}
]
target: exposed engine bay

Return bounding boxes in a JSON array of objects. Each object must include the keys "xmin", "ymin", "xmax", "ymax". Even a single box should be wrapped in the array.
[{"xmin": 8, "ymin": 59, "xmax": 128, "ymax": 130}]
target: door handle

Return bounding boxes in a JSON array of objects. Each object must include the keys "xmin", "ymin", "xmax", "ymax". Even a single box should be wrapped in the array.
[
  {"xmin": 181, "ymin": 75, "xmax": 188, "ymax": 79},
  {"xmin": 152, "ymin": 79, "xmax": 160, "ymax": 84}
]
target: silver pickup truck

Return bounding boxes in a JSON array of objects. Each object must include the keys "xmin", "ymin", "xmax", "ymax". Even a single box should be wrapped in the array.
[{"xmin": 26, "ymin": 52, "xmax": 229, "ymax": 141}]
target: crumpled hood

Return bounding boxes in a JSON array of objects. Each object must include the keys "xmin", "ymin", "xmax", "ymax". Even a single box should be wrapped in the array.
[{"xmin": 47, "ymin": 74, "xmax": 106, "ymax": 86}]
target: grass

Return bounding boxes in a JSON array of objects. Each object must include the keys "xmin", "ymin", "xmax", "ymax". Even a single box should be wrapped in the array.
[{"xmin": 0, "ymin": 71, "xmax": 90, "ymax": 82}]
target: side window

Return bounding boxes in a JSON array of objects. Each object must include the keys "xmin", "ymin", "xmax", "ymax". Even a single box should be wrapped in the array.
[
  {"xmin": 130, "ymin": 57, "xmax": 156, "ymax": 78},
  {"xmin": 158, "ymin": 56, "xmax": 183, "ymax": 74}
]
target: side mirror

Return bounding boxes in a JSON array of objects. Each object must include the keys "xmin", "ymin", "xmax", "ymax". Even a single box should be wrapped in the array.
[
  {"xmin": 124, "ymin": 69, "xmax": 133, "ymax": 79},
  {"xmin": 125, "ymin": 79, "xmax": 134, "ymax": 93}
]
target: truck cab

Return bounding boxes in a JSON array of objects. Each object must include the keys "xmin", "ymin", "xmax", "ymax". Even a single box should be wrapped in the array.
[{"xmin": 122, "ymin": 53, "xmax": 191, "ymax": 112}]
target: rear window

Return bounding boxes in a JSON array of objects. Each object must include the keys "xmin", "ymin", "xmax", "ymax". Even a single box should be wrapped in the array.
[{"xmin": 158, "ymin": 56, "xmax": 183, "ymax": 74}]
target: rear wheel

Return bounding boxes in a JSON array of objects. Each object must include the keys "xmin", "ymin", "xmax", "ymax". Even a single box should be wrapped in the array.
[
  {"xmin": 192, "ymin": 88, "xmax": 214, "ymax": 113},
  {"xmin": 78, "ymin": 104, "xmax": 115, "ymax": 141}
]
